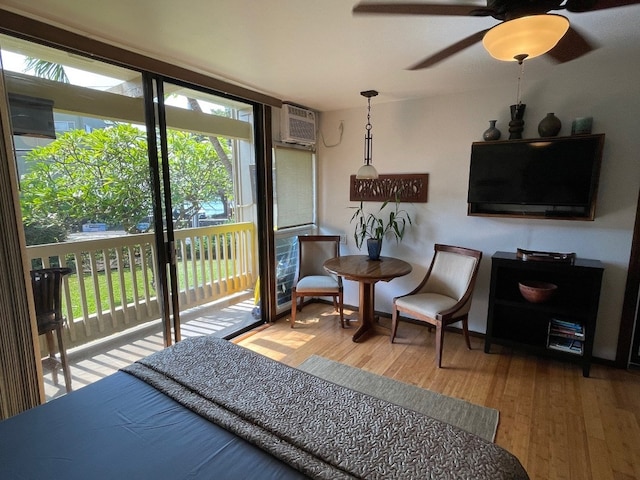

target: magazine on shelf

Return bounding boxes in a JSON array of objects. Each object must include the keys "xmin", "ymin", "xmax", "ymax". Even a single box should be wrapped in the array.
[
  {"xmin": 549, "ymin": 326, "xmax": 585, "ymax": 339},
  {"xmin": 550, "ymin": 317, "xmax": 583, "ymax": 329},
  {"xmin": 549, "ymin": 318, "xmax": 585, "ymax": 339},
  {"xmin": 548, "ymin": 317, "xmax": 585, "ymax": 354},
  {"xmin": 547, "ymin": 336, "xmax": 584, "ymax": 355}
]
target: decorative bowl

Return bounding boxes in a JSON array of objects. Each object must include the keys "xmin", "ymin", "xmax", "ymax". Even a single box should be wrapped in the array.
[{"xmin": 518, "ymin": 280, "xmax": 558, "ymax": 304}]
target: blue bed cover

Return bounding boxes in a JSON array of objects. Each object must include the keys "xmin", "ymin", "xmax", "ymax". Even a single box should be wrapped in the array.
[{"xmin": 0, "ymin": 371, "xmax": 309, "ymax": 479}]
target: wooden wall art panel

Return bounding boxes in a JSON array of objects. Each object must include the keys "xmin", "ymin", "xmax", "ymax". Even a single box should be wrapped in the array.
[{"xmin": 349, "ymin": 174, "xmax": 429, "ymax": 202}]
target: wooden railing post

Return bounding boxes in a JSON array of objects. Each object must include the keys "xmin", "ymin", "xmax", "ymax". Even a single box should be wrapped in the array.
[{"xmin": 26, "ymin": 222, "xmax": 256, "ymax": 350}]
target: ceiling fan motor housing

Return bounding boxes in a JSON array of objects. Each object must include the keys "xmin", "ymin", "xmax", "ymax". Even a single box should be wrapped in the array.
[{"xmin": 483, "ymin": 0, "xmax": 566, "ymax": 20}]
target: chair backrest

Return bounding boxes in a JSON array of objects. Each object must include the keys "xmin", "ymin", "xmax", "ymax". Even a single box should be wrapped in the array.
[
  {"xmin": 30, "ymin": 267, "xmax": 72, "ymax": 333},
  {"xmin": 296, "ymin": 235, "xmax": 340, "ymax": 279},
  {"xmin": 423, "ymin": 245, "xmax": 482, "ymax": 301}
]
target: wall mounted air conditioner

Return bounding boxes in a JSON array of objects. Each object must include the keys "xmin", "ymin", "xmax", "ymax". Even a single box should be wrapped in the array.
[
  {"xmin": 8, "ymin": 93, "xmax": 56, "ymax": 139},
  {"xmin": 281, "ymin": 103, "xmax": 316, "ymax": 146}
]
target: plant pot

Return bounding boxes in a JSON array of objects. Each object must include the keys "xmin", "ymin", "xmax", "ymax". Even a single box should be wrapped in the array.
[{"xmin": 367, "ymin": 238, "xmax": 382, "ymax": 261}]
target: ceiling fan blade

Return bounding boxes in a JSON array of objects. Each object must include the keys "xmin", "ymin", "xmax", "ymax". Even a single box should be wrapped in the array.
[
  {"xmin": 353, "ymin": 2, "xmax": 494, "ymax": 17},
  {"xmin": 546, "ymin": 26, "xmax": 594, "ymax": 63},
  {"xmin": 409, "ymin": 29, "xmax": 490, "ymax": 70},
  {"xmin": 565, "ymin": 0, "xmax": 640, "ymax": 12}
]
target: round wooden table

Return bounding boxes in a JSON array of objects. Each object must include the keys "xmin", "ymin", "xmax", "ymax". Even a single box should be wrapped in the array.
[{"xmin": 323, "ymin": 255, "xmax": 412, "ymax": 342}]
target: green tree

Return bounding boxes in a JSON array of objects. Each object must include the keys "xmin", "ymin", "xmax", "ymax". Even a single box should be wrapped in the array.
[
  {"xmin": 19, "ymin": 57, "xmax": 235, "ymax": 240},
  {"xmin": 21, "ymin": 124, "xmax": 233, "ymax": 235},
  {"xmin": 185, "ymin": 97, "xmax": 234, "ymax": 218},
  {"xmin": 166, "ymin": 129, "xmax": 232, "ymax": 225},
  {"xmin": 24, "ymin": 57, "xmax": 69, "ymax": 83}
]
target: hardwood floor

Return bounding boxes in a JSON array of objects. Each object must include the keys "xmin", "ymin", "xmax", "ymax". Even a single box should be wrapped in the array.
[{"xmin": 237, "ymin": 302, "xmax": 640, "ymax": 480}]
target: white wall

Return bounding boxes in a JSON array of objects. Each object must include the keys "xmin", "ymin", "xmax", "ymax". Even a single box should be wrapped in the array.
[{"xmin": 316, "ymin": 52, "xmax": 640, "ymax": 361}]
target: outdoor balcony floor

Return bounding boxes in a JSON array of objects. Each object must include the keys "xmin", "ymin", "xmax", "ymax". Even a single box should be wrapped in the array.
[{"xmin": 44, "ymin": 293, "xmax": 259, "ymax": 401}]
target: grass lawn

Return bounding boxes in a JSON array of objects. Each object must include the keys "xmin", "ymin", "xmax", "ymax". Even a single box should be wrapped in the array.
[{"xmin": 64, "ymin": 260, "xmax": 231, "ymax": 319}]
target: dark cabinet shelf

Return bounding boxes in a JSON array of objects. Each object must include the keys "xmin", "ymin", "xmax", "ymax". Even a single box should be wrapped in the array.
[{"xmin": 484, "ymin": 251, "xmax": 603, "ymax": 377}]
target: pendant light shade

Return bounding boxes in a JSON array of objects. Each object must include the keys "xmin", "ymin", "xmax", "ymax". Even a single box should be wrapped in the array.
[
  {"xmin": 356, "ymin": 164, "xmax": 378, "ymax": 179},
  {"xmin": 483, "ymin": 14, "xmax": 570, "ymax": 62},
  {"xmin": 356, "ymin": 90, "xmax": 379, "ymax": 179}
]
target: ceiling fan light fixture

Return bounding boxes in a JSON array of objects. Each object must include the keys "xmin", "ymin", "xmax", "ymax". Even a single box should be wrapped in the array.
[{"xmin": 482, "ymin": 14, "xmax": 570, "ymax": 62}]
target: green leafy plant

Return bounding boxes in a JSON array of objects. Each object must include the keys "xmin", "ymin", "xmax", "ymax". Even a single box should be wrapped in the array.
[
  {"xmin": 20, "ymin": 125, "xmax": 233, "ymax": 235},
  {"xmin": 350, "ymin": 197, "xmax": 412, "ymax": 250}
]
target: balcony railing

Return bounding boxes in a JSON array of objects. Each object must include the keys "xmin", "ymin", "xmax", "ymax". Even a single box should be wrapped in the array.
[{"xmin": 27, "ymin": 222, "xmax": 257, "ymax": 351}]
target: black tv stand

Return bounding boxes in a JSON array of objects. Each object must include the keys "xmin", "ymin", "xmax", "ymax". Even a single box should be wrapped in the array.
[{"xmin": 484, "ymin": 251, "xmax": 604, "ymax": 377}]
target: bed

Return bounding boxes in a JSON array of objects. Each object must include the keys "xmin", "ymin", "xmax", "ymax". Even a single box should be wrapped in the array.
[{"xmin": 0, "ymin": 336, "xmax": 529, "ymax": 479}]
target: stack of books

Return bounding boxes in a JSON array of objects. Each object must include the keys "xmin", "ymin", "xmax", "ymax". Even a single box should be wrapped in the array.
[{"xmin": 547, "ymin": 318, "xmax": 584, "ymax": 355}]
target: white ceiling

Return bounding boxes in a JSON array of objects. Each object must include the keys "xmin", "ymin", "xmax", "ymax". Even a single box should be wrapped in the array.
[{"xmin": 1, "ymin": 0, "xmax": 639, "ymax": 111}]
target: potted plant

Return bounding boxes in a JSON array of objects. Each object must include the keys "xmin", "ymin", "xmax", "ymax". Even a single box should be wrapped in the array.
[{"xmin": 350, "ymin": 197, "xmax": 412, "ymax": 260}]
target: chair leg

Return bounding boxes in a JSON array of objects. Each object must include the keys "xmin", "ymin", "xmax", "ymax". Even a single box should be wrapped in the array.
[
  {"xmin": 290, "ymin": 291, "xmax": 297, "ymax": 328},
  {"xmin": 435, "ymin": 321, "xmax": 445, "ymax": 368},
  {"xmin": 461, "ymin": 315, "xmax": 472, "ymax": 350},
  {"xmin": 390, "ymin": 307, "xmax": 399, "ymax": 343},
  {"xmin": 55, "ymin": 325, "xmax": 72, "ymax": 393},
  {"xmin": 44, "ymin": 331, "xmax": 59, "ymax": 386}
]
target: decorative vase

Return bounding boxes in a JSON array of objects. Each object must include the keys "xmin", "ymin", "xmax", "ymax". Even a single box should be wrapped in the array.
[
  {"xmin": 482, "ymin": 120, "xmax": 501, "ymax": 141},
  {"xmin": 538, "ymin": 113, "xmax": 561, "ymax": 137},
  {"xmin": 508, "ymin": 104, "xmax": 526, "ymax": 140},
  {"xmin": 366, "ymin": 238, "xmax": 382, "ymax": 261}
]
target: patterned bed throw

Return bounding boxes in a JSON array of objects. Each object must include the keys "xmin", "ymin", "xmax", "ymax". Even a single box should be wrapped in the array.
[{"xmin": 122, "ymin": 336, "xmax": 528, "ymax": 480}]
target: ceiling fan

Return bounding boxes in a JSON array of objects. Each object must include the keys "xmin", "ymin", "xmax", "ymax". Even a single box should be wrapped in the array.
[{"xmin": 352, "ymin": 0, "xmax": 640, "ymax": 69}]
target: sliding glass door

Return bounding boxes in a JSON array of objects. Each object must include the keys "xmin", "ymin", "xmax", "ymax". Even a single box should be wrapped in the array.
[
  {"xmin": 1, "ymin": 33, "xmax": 265, "ymax": 399},
  {"xmin": 146, "ymin": 77, "xmax": 262, "ymax": 343},
  {"xmin": 1, "ymin": 35, "xmax": 160, "ymax": 342}
]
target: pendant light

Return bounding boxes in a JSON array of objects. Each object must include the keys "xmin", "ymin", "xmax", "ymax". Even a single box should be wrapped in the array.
[
  {"xmin": 356, "ymin": 90, "xmax": 379, "ymax": 179},
  {"xmin": 483, "ymin": 14, "xmax": 570, "ymax": 62}
]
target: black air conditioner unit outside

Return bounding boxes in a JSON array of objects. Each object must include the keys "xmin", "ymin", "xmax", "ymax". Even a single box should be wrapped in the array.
[{"xmin": 8, "ymin": 92, "xmax": 56, "ymax": 139}]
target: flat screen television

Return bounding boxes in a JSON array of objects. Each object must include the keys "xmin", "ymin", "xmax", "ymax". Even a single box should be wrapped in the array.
[{"xmin": 467, "ymin": 134, "xmax": 604, "ymax": 219}]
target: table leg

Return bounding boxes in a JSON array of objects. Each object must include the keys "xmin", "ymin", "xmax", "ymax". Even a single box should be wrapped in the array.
[{"xmin": 353, "ymin": 281, "xmax": 376, "ymax": 342}]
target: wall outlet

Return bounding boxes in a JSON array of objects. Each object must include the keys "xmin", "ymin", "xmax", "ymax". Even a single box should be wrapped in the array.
[{"xmin": 339, "ymin": 234, "xmax": 347, "ymax": 245}]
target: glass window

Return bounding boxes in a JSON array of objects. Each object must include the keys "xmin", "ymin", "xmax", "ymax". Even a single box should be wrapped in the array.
[
  {"xmin": 273, "ymin": 146, "xmax": 315, "ymax": 229},
  {"xmin": 1, "ymin": 33, "xmax": 265, "ymax": 401}
]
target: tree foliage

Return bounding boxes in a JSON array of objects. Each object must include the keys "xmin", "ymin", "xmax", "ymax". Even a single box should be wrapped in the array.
[
  {"xmin": 167, "ymin": 130, "xmax": 232, "ymax": 225},
  {"xmin": 20, "ymin": 124, "xmax": 233, "ymax": 239},
  {"xmin": 24, "ymin": 57, "xmax": 69, "ymax": 83}
]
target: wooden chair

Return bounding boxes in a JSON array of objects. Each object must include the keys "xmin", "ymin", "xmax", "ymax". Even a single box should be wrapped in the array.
[
  {"xmin": 391, "ymin": 244, "xmax": 482, "ymax": 367},
  {"xmin": 290, "ymin": 235, "xmax": 344, "ymax": 328},
  {"xmin": 31, "ymin": 267, "xmax": 73, "ymax": 392}
]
